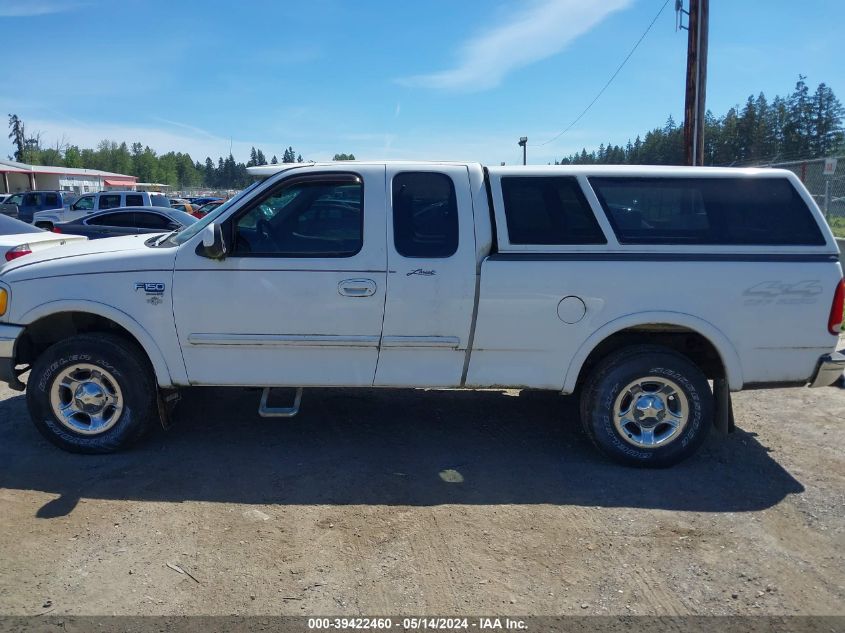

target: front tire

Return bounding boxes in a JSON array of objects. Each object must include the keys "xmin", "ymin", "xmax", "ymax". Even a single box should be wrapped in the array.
[
  {"xmin": 27, "ymin": 334, "xmax": 158, "ymax": 453},
  {"xmin": 579, "ymin": 345, "xmax": 713, "ymax": 467}
]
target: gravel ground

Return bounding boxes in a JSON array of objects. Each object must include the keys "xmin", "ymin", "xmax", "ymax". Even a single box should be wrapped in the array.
[{"xmin": 0, "ymin": 362, "xmax": 843, "ymax": 617}]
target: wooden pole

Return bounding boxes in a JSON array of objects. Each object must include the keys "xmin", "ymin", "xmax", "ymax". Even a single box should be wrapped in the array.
[{"xmin": 683, "ymin": 0, "xmax": 709, "ymax": 166}]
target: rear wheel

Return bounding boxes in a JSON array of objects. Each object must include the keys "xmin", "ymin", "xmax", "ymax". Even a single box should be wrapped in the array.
[
  {"xmin": 579, "ymin": 345, "xmax": 713, "ymax": 467},
  {"xmin": 27, "ymin": 334, "xmax": 158, "ymax": 453}
]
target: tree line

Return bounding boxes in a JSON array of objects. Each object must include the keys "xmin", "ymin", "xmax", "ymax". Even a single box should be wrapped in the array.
[
  {"xmin": 7, "ymin": 117, "xmax": 357, "ymax": 190},
  {"xmin": 556, "ymin": 77, "xmax": 844, "ymax": 166}
]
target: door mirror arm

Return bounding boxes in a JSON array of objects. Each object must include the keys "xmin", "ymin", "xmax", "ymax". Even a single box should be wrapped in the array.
[{"xmin": 196, "ymin": 222, "xmax": 228, "ymax": 260}]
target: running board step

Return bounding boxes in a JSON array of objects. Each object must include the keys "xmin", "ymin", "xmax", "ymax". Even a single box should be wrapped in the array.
[{"xmin": 258, "ymin": 387, "xmax": 303, "ymax": 418}]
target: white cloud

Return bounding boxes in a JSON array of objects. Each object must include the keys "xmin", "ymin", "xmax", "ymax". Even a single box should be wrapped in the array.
[
  {"xmin": 398, "ymin": 0, "xmax": 632, "ymax": 92},
  {"xmin": 0, "ymin": 0, "xmax": 87, "ymax": 17}
]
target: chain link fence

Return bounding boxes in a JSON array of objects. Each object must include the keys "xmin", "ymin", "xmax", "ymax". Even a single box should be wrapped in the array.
[{"xmin": 762, "ymin": 156, "xmax": 845, "ymax": 220}]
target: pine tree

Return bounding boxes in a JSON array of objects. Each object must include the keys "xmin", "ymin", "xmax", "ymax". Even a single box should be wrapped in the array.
[
  {"xmin": 810, "ymin": 82, "xmax": 844, "ymax": 156},
  {"xmin": 256, "ymin": 149, "xmax": 267, "ymax": 165},
  {"xmin": 7, "ymin": 114, "xmax": 25, "ymax": 162},
  {"xmin": 204, "ymin": 157, "xmax": 215, "ymax": 187},
  {"xmin": 271, "ymin": 155, "xmax": 278, "ymax": 164},
  {"xmin": 784, "ymin": 75, "xmax": 813, "ymax": 159}
]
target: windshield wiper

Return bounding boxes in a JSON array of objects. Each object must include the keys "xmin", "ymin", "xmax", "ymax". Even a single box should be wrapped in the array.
[{"xmin": 153, "ymin": 231, "xmax": 178, "ymax": 246}]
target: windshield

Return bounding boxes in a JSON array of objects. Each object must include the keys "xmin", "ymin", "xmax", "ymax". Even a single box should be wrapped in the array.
[{"xmin": 167, "ymin": 181, "xmax": 264, "ymax": 246}]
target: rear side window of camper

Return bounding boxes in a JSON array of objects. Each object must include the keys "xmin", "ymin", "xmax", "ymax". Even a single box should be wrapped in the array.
[{"xmin": 589, "ymin": 176, "xmax": 826, "ymax": 246}]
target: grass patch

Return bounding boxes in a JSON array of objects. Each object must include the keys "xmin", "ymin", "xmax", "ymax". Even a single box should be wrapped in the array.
[{"xmin": 827, "ymin": 215, "xmax": 845, "ymax": 238}]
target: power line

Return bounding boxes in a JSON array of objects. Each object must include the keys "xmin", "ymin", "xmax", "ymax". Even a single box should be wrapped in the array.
[{"xmin": 537, "ymin": 0, "xmax": 672, "ymax": 147}]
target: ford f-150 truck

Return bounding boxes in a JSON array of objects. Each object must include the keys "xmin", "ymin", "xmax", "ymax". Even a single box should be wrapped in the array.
[{"xmin": 0, "ymin": 162, "xmax": 842, "ymax": 466}]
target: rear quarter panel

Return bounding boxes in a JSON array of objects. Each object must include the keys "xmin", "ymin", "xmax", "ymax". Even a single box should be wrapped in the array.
[{"xmin": 466, "ymin": 256, "xmax": 842, "ymax": 392}]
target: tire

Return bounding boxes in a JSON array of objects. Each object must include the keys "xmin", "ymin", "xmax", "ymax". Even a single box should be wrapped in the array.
[
  {"xmin": 579, "ymin": 345, "xmax": 712, "ymax": 468},
  {"xmin": 34, "ymin": 222, "xmax": 53, "ymax": 231},
  {"xmin": 27, "ymin": 333, "xmax": 158, "ymax": 453}
]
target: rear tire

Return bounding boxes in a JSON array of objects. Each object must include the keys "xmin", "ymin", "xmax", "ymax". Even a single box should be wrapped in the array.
[
  {"xmin": 579, "ymin": 345, "xmax": 712, "ymax": 467},
  {"xmin": 34, "ymin": 222, "xmax": 53, "ymax": 230},
  {"xmin": 27, "ymin": 334, "xmax": 158, "ymax": 453}
]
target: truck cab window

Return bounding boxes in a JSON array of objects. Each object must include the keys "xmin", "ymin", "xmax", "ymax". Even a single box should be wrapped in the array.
[
  {"xmin": 392, "ymin": 172, "xmax": 458, "ymax": 258},
  {"xmin": 233, "ymin": 178, "xmax": 363, "ymax": 257}
]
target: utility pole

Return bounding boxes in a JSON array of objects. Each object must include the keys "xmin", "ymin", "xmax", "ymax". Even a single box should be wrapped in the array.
[
  {"xmin": 518, "ymin": 137, "xmax": 528, "ymax": 165},
  {"xmin": 679, "ymin": 0, "xmax": 709, "ymax": 166}
]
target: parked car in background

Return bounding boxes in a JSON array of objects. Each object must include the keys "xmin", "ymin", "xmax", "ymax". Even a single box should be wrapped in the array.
[
  {"xmin": 33, "ymin": 190, "xmax": 171, "ymax": 228},
  {"xmin": 0, "ymin": 193, "xmax": 23, "ymax": 218},
  {"xmin": 0, "ymin": 194, "xmax": 15, "ymax": 205},
  {"xmin": 169, "ymin": 199, "xmax": 196, "ymax": 216},
  {"xmin": 0, "ymin": 190, "xmax": 76, "ymax": 223},
  {"xmin": 188, "ymin": 196, "xmax": 222, "ymax": 207},
  {"xmin": 0, "ymin": 214, "xmax": 86, "ymax": 262},
  {"xmin": 52, "ymin": 206, "xmax": 196, "ymax": 239},
  {"xmin": 193, "ymin": 200, "xmax": 224, "ymax": 217}
]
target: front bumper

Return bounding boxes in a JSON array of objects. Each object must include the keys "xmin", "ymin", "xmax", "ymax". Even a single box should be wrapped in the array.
[
  {"xmin": 0, "ymin": 323, "xmax": 25, "ymax": 391},
  {"xmin": 809, "ymin": 351, "xmax": 845, "ymax": 388}
]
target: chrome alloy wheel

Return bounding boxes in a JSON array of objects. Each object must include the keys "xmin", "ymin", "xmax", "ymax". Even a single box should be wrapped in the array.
[
  {"xmin": 612, "ymin": 376, "xmax": 689, "ymax": 448},
  {"xmin": 49, "ymin": 364, "xmax": 124, "ymax": 435}
]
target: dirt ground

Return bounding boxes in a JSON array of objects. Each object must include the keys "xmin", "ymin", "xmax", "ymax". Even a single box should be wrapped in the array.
[{"xmin": 0, "ymin": 365, "xmax": 843, "ymax": 617}]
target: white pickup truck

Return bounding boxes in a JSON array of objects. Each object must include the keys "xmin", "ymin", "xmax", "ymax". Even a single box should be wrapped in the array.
[{"xmin": 0, "ymin": 162, "xmax": 842, "ymax": 466}]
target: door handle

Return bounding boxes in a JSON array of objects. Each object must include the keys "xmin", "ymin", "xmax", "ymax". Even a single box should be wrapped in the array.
[{"xmin": 338, "ymin": 278, "xmax": 377, "ymax": 297}]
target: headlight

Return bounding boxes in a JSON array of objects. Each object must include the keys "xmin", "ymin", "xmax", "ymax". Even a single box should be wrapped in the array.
[{"xmin": 0, "ymin": 288, "xmax": 7, "ymax": 316}]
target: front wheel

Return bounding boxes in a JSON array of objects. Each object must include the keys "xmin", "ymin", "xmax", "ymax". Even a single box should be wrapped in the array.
[
  {"xmin": 579, "ymin": 345, "xmax": 713, "ymax": 467},
  {"xmin": 27, "ymin": 334, "xmax": 158, "ymax": 453}
]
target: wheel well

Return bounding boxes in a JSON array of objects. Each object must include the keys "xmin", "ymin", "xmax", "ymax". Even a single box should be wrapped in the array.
[
  {"xmin": 576, "ymin": 325, "xmax": 725, "ymax": 387},
  {"xmin": 16, "ymin": 312, "xmax": 150, "ymax": 371}
]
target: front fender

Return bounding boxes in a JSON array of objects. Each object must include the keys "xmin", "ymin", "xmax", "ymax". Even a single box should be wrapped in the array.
[
  {"xmin": 561, "ymin": 310, "xmax": 744, "ymax": 394},
  {"xmin": 19, "ymin": 299, "xmax": 177, "ymax": 388}
]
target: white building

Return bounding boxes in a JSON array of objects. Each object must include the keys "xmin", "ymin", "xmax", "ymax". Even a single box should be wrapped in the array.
[{"xmin": 0, "ymin": 159, "xmax": 137, "ymax": 194}]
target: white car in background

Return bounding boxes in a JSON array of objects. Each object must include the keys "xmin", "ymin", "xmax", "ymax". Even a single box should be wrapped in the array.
[{"xmin": 0, "ymin": 215, "xmax": 86, "ymax": 263}]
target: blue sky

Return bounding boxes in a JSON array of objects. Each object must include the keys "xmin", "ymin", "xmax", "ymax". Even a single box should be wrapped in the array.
[{"xmin": 2, "ymin": 0, "xmax": 842, "ymax": 166}]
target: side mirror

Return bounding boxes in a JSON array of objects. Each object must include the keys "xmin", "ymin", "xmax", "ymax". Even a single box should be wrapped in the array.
[{"xmin": 197, "ymin": 222, "xmax": 228, "ymax": 260}]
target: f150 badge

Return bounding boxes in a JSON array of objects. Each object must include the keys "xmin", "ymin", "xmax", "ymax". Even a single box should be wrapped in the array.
[{"xmin": 135, "ymin": 282, "xmax": 165, "ymax": 305}]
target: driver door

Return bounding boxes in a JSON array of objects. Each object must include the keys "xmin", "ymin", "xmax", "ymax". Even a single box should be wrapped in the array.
[{"xmin": 172, "ymin": 166, "xmax": 387, "ymax": 386}]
